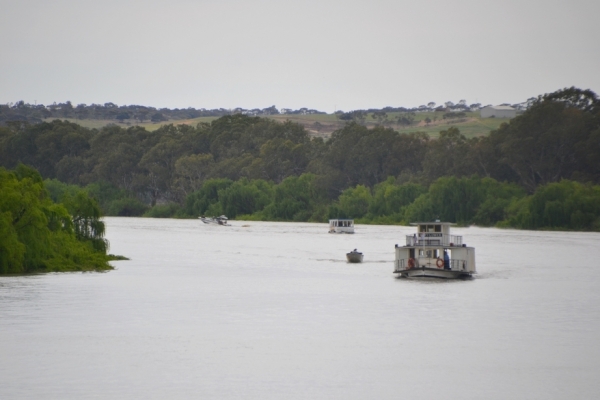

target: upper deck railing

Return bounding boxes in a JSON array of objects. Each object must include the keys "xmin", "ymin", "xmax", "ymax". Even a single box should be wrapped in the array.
[{"xmin": 405, "ymin": 233, "xmax": 463, "ymax": 247}]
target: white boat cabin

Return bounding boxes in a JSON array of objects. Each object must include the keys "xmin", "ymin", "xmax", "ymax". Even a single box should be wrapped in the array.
[
  {"xmin": 329, "ymin": 219, "xmax": 355, "ymax": 234},
  {"xmin": 394, "ymin": 222, "xmax": 476, "ymax": 278}
]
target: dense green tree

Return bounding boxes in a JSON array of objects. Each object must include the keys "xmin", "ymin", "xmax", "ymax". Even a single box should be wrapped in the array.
[
  {"xmin": 258, "ymin": 138, "xmax": 309, "ymax": 182},
  {"xmin": 370, "ymin": 177, "xmax": 427, "ymax": 217},
  {"xmin": 62, "ymin": 191, "xmax": 108, "ymax": 252},
  {"xmin": 501, "ymin": 180, "xmax": 600, "ymax": 230},
  {"xmin": 325, "ymin": 123, "xmax": 426, "ymax": 188},
  {"xmin": 150, "ymin": 112, "xmax": 167, "ymax": 123},
  {"xmin": 87, "ymin": 125, "xmax": 161, "ymax": 199},
  {"xmin": 0, "ymin": 165, "xmax": 111, "ymax": 274},
  {"xmin": 174, "ymin": 153, "xmax": 215, "ymax": 197},
  {"xmin": 261, "ymin": 174, "xmax": 324, "ymax": 221},
  {"xmin": 403, "ymin": 176, "xmax": 525, "ymax": 225},
  {"xmin": 218, "ymin": 178, "xmax": 273, "ymax": 218},
  {"xmin": 423, "ymin": 127, "xmax": 478, "ymax": 183},
  {"xmin": 139, "ymin": 137, "xmax": 191, "ymax": 204},
  {"xmin": 333, "ymin": 185, "xmax": 372, "ymax": 219},
  {"xmin": 183, "ymin": 178, "xmax": 233, "ymax": 216},
  {"xmin": 488, "ymin": 87, "xmax": 600, "ymax": 192}
]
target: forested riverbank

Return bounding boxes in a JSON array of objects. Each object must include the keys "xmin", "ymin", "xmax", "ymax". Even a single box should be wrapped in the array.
[{"xmin": 2, "ymin": 87, "xmax": 600, "ymax": 231}]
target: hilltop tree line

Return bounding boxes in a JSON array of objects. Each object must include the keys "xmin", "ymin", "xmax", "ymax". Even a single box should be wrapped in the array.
[
  {"xmin": 1, "ymin": 87, "xmax": 599, "ymax": 230},
  {"xmin": 0, "ymin": 101, "xmax": 325, "ymax": 125}
]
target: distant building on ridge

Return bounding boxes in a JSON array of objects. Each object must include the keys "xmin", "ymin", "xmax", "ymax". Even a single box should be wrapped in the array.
[{"xmin": 480, "ymin": 105, "xmax": 516, "ymax": 118}]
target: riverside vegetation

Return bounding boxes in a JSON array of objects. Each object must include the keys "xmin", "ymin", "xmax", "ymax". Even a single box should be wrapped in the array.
[
  {"xmin": 0, "ymin": 164, "xmax": 119, "ymax": 274},
  {"xmin": 2, "ymin": 87, "xmax": 600, "ymax": 233}
]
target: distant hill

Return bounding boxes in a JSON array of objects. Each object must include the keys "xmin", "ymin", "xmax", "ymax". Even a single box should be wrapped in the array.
[
  {"xmin": 45, "ymin": 111, "xmax": 509, "ymax": 138},
  {"xmin": 1, "ymin": 101, "xmax": 515, "ymax": 138}
]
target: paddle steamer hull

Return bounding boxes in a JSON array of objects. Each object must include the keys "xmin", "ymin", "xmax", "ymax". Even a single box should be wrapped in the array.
[{"xmin": 398, "ymin": 267, "xmax": 472, "ymax": 279}]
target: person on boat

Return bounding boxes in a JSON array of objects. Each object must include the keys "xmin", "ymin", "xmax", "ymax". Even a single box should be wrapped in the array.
[
  {"xmin": 443, "ymin": 250, "xmax": 450, "ymax": 270},
  {"xmin": 413, "ymin": 233, "xmax": 417, "ymax": 245}
]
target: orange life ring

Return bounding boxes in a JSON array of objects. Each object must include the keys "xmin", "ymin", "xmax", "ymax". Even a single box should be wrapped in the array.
[
  {"xmin": 407, "ymin": 258, "xmax": 415, "ymax": 269},
  {"xmin": 436, "ymin": 257, "xmax": 444, "ymax": 269}
]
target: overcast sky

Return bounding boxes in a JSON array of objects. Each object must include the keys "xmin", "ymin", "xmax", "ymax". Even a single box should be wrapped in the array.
[{"xmin": 1, "ymin": 0, "xmax": 599, "ymax": 112}]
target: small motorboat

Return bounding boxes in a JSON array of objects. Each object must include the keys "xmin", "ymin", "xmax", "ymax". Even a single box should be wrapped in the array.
[
  {"xmin": 346, "ymin": 249, "xmax": 364, "ymax": 263},
  {"xmin": 199, "ymin": 215, "xmax": 229, "ymax": 226}
]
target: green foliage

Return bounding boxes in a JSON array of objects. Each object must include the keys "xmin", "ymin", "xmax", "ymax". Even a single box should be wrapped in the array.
[
  {"xmin": 183, "ymin": 178, "xmax": 233, "ymax": 216},
  {"xmin": 0, "ymin": 210, "xmax": 26, "ymax": 273},
  {"xmin": 85, "ymin": 181, "xmax": 133, "ymax": 213},
  {"xmin": 106, "ymin": 197, "xmax": 149, "ymax": 216},
  {"xmin": 403, "ymin": 176, "xmax": 526, "ymax": 225},
  {"xmin": 500, "ymin": 180, "xmax": 600, "ymax": 230},
  {"xmin": 218, "ymin": 178, "xmax": 273, "ymax": 218},
  {"xmin": 3, "ymin": 89, "xmax": 600, "ymax": 232},
  {"xmin": 333, "ymin": 185, "xmax": 372, "ymax": 219},
  {"xmin": 486, "ymin": 87, "xmax": 600, "ymax": 192},
  {"xmin": 260, "ymin": 174, "xmax": 324, "ymax": 221},
  {"xmin": 370, "ymin": 177, "xmax": 427, "ymax": 217},
  {"xmin": 62, "ymin": 191, "xmax": 108, "ymax": 252},
  {"xmin": 0, "ymin": 165, "xmax": 113, "ymax": 274},
  {"xmin": 44, "ymin": 178, "xmax": 144, "ymax": 217},
  {"xmin": 44, "ymin": 178, "xmax": 81, "ymax": 203}
]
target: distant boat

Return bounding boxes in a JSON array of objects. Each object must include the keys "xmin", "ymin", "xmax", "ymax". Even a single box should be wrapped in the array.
[
  {"xmin": 199, "ymin": 215, "xmax": 229, "ymax": 226},
  {"xmin": 346, "ymin": 249, "xmax": 364, "ymax": 263},
  {"xmin": 329, "ymin": 219, "xmax": 355, "ymax": 234},
  {"xmin": 394, "ymin": 221, "xmax": 476, "ymax": 279}
]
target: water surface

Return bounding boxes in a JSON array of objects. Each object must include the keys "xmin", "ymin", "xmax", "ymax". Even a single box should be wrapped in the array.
[{"xmin": 1, "ymin": 218, "xmax": 599, "ymax": 399}]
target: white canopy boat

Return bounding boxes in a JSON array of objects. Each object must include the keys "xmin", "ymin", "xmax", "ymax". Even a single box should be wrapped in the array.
[
  {"xmin": 394, "ymin": 221, "xmax": 476, "ymax": 279},
  {"xmin": 199, "ymin": 215, "xmax": 230, "ymax": 226},
  {"xmin": 329, "ymin": 219, "xmax": 355, "ymax": 234}
]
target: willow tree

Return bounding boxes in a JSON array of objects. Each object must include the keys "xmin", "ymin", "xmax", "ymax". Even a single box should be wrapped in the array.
[{"xmin": 0, "ymin": 165, "xmax": 112, "ymax": 274}]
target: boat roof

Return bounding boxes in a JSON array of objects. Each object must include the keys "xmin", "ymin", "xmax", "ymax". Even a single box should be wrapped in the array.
[{"xmin": 329, "ymin": 218, "xmax": 354, "ymax": 221}]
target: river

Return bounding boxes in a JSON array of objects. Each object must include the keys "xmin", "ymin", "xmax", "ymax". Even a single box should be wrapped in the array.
[{"xmin": 1, "ymin": 218, "xmax": 599, "ymax": 399}]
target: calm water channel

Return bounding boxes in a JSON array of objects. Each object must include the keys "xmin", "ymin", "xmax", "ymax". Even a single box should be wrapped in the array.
[{"xmin": 1, "ymin": 218, "xmax": 599, "ymax": 399}]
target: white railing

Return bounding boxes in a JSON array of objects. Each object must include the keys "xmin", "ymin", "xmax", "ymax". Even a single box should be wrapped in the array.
[
  {"xmin": 394, "ymin": 258, "xmax": 468, "ymax": 273},
  {"xmin": 405, "ymin": 234, "xmax": 463, "ymax": 247}
]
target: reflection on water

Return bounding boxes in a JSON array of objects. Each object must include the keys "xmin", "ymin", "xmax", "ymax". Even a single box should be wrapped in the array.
[{"xmin": 1, "ymin": 218, "xmax": 599, "ymax": 400}]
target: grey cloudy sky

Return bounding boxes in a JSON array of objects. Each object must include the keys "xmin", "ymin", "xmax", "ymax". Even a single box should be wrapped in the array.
[{"xmin": 1, "ymin": 0, "xmax": 599, "ymax": 112}]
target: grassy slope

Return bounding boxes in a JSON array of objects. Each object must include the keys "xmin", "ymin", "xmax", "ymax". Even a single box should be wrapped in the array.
[{"xmin": 46, "ymin": 112, "xmax": 511, "ymax": 138}]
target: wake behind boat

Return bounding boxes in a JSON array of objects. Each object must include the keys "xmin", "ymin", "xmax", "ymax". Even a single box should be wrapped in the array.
[
  {"xmin": 199, "ymin": 215, "xmax": 230, "ymax": 226},
  {"xmin": 394, "ymin": 221, "xmax": 476, "ymax": 279}
]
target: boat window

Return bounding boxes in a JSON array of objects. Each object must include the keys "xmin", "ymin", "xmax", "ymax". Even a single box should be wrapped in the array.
[
  {"xmin": 435, "ymin": 225, "xmax": 441, "ymax": 232},
  {"xmin": 419, "ymin": 225, "xmax": 425, "ymax": 232},
  {"xmin": 421, "ymin": 250, "xmax": 434, "ymax": 258},
  {"xmin": 427, "ymin": 225, "xmax": 434, "ymax": 232}
]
